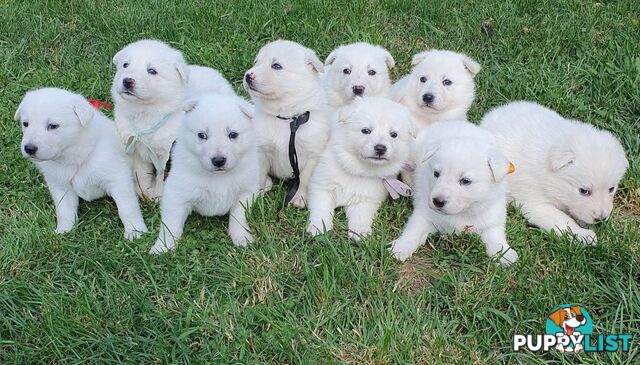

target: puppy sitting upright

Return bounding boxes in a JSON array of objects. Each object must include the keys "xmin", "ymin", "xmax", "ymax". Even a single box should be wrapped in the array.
[
  {"xmin": 390, "ymin": 121, "xmax": 518, "ymax": 266},
  {"xmin": 149, "ymin": 94, "xmax": 259, "ymax": 254},
  {"xmin": 15, "ymin": 88, "xmax": 148, "ymax": 240},
  {"xmin": 390, "ymin": 49, "xmax": 480, "ymax": 129},
  {"xmin": 111, "ymin": 39, "xmax": 234, "ymax": 200},
  {"xmin": 243, "ymin": 40, "xmax": 331, "ymax": 209},
  {"xmin": 481, "ymin": 101, "xmax": 628, "ymax": 244},
  {"xmin": 306, "ymin": 97, "xmax": 414, "ymax": 240},
  {"xmin": 323, "ymin": 42, "xmax": 395, "ymax": 108}
]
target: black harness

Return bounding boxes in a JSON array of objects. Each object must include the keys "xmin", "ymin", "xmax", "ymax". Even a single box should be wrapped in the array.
[{"xmin": 276, "ymin": 111, "xmax": 310, "ymax": 207}]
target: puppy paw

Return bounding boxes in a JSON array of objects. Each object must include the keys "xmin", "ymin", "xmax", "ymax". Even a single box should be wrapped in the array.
[
  {"xmin": 149, "ymin": 239, "xmax": 174, "ymax": 255},
  {"xmin": 262, "ymin": 176, "xmax": 273, "ymax": 193},
  {"xmin": 574, "ymin": 228, "xmax": 597, "ymax": 245},
  {"xmin": 230, "ymin": 232, "xmax": 254, "ymax": 247},
  {"xmin": 55, "ymin": 222, "xmax": 75, "ymax": 234},
  {"xmin": 124, "ymin": 229, "xmax": 145, "ymax": 241},
  {"xmin": 291, "ymin": 193, "xmax": 307, "ymax": 209},
  {"xmin": 497, "ymin": 248, "xmax": 519, "ymax": 266},
  {"xmin": 390, "ymin": 240, "xmax": 415, "ymax": 261},
  {"xmin": 306, "ymin": 224, "xmax": 326, "ymax": 237},
  {"xmin": 348, "ymin": 229, "xmax": 371, "ymax": 241}
]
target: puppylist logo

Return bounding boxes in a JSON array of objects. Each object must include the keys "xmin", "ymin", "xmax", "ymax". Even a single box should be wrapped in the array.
[{"xmin": 513, "ymin": 304, "xmax": 633, "ymax": 353}]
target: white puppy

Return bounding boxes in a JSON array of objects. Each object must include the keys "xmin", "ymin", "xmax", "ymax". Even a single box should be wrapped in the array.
[
  {"xmin": 390, "ymin": 49, "xmax": 480, "ymax": 129},
  {"xmin": 323, "ymin": 42, "xmax": 395, "ymax": 107},
  {"xmin": 306, "ymin": 97, "xmax": 414, "ymax": 240},
  {"xmin": 15, "ymin": 88, "xmax": 148, "ymax": 240},
  {"xmin": 480, "ymin": 101, "xmax": 628, "ymax": 243},
  {"xmin": 390, "ymin": 121, "xmax": 518, "ymax": 266},
  {"xmin": 111, "ymin": 39, "xmax": 234, "ymax": 200},
  {"xmin": 149, "ymin": 94, "xmax": 259, "ymax": 254},
  {"xmin": 243, "ymin": 39, "xmax": 331, "ymax": 208}
]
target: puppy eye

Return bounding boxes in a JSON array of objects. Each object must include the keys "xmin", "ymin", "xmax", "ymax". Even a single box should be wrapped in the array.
[
  {"xmin": 343, "ymin": 68, "xmax": 351, "ymax": 75},
  {"xmin": 433, "ymin": 171, "xmax": 440, "ymax": 178},
  {"xmin": 123, "ymin": 62, "xmax": 129, "ymax": 68},
  {"xmin": 579, "ymin": 188, "xmax": 592, "ymax": 196},
  {"xmin": 609, "ymin": 187, "xmax": 615, "ymax": 193},
  {"xmin": 390, "ymin": 131, "xmax": 397, "ymax": 138},
  {"xmin": 197, "ymin": 132, "xmax": 207, "ymax": 140},
  {"xmin": 22, "ymin": 122, "xmax": 28, "ymax": 127},
  {"xmin": 271, "ymin": 63, "xmax": 282, "ymax": 70},
  {"xmin": 147, "ymin": 68, "xmax": 158, "ymax": 75},
  {"xmin": 361, "ymin": 128, "xmax": 371, "ymax": 135},
  {"xmin": 368, "ymin": 69, "xmax": 376, "ymax": 76},
  {"xmin": 228, "ymin": 131, "xmax": 239, "ymax": 140},
  {"xmin": 47, "ymin": 123, "xmax": 59, "ymax": 130},
  {"xmin": 419, "ymin": 76, "xmax": 427, "ymax": 83},
  {"xmin": 442, "ymin": 79, "xmax": 452, "ymax": 86},
  {"xmin": 459, "ymin": 178, "xmax": 472, "ymax": 186}
]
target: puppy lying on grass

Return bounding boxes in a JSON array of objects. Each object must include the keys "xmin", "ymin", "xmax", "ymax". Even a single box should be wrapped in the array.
[
  {"xmin": 390, "ymin": 121, "xmax": 518, "ymax": 266},
  {"xmin": 306, "ymin": 97, "xmax": 414, "ymax": 240},
  {"xmin": 149, "ymin": 94, "xmax": 259, "ymax": 254},
  {"xmin": 16, "ymin": 88, "xmax": 148, "ymax": 240}
]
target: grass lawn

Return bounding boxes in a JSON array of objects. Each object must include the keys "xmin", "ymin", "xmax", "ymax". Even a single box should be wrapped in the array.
[{"xmin": 1, "ymin": 0, "xmax": 639, "ymax": 363}]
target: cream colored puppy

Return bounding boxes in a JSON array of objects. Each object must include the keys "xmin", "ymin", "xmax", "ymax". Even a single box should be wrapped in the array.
[
  {"xmin": 306, "ymin": 97, "xmax": 413, "ymax": 240},
  {"xmin": 16, "ymin": 88, "xmax": 148, "ymax": 240},
  {"xmin": 149, "ymin": 94, "xmax": 259, "ymax": 254},
  {"xmin": 481, "ymin": 101, "xmax": 628, "ymax": 244},
  {"xmin": 390, "ymin": 121, "xmax": 518, "ymax": 266},
  {"xmin": 111, "ymin": 39, "xmax": 234, "ymax": 200},
  {"xmin": 323, "ymin": 42, "xmax": 395, "ymax": 107},
  {"xmin": 243, "ymin": 40, "xmax": 331, "ymax": 208},
  {"xmin": 390, "ymin": 49, "xmax": 480, "ymax": 129}
]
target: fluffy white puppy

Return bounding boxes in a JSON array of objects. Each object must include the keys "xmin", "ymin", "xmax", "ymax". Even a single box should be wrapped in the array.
[
  {"xmin": 390, "ymin": 121, "xmax": 518, "ymax": 266},
  {"xmin": 111, "ymin": 39, "xmax": 234, "ymax": 200},
  {"xmin": 306, "ymin": 97, "xmax": 414, "ymax": 240},
  {"xmin": 243, "ymin": 39, "xmax": 331, "ymax": 208},
  {"xmin": 390, "ymin": 49, "xmax": 480, "ymax": 129},
  {"xmin": 15, "ymin": 88, "xmax": 148, "ymax": 240},
  {"xmin": 149, "ymin": 94, "xmax": 259, "ymax": 254},
  {"xmin": 480, "ymin": 101, "xmax": 628, "ymax": 243},
  {"xmin": 323, "ymin": 42, "xmax": 395, "ymax": 107}
]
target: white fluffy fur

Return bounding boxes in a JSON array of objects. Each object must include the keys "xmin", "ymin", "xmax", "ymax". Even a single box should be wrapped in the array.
[
  {"xmin": 323, "ymin": 42, "xmax": 395, "ymax": 108},
  {"xmin": 390, "ymin": 121, "xmax": 518, "ymax": 266},
  {"xmin": 111, "ymin": 39, "xmax": 234, "ymax": 200},
  {"xmin": 390, "ymin": 49, "xmax": 480, "ymax": 129},
  {"xmin": 480, "ymin": 101, "xmax": 628, "ymax": 244},
  {"xmin": 149, "ymin": 94, "xmax": 259, "ymax": 254},
  {"xmin": 243, "ymin": 39, "xmax": 331, "ymax": 209},
  {"xmin": 15, "ymin": 88, "xmax": 148, "ymax": 240},
  {"xmin": 306, "ymin": 97, "xmax": 414, "ymax": 240}
]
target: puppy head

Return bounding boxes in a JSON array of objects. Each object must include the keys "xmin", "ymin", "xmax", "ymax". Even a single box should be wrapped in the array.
[
  {"xmin": 243, "ymin": 40, "xmax": 323, "ymax": 101},
  {"xmin": 15, "ymin": 88, "xmax": 95, "ymax": 162},
  {"xmin": 179, "ymin": 94, "xmax": 255, "ymax": 173},
  {"xmin": 325, "ymin": 42, "xmax": 394, "ymax": 104},
  {"xmin": 547, "ymin": 123, "xmax": 628, "ymax": 225},
  {"xmin": 406, "ymin": 49, "xmax": 480, "ymax": 117},
  {"xmin": 333, "ymin": 97, "xmax": 413, "ymax": 177},
  {"xmin": 548, "ymin": 306, "xmax": 586, "ymax": 329},
  {"xmin": 423, "ymin": 138, "xmax": 508, "ymax": 215},
  {"xmin": 111, "ymin": 39, "xmax": 189, "ymax": 105}
]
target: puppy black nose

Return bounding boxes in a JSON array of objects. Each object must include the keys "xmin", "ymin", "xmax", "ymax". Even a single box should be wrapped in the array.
[
  {"xmin": 576, "ymin": 315, "xmax": 585, "ymax": 322},
  {"xmin": 24, "ymin": 144, "xmax": 38, "ymax": 156},
  {"xmin": 244, "ymin": 73, "xmax": 255, "ymax": 84},
  {"xmin": 432, "ymin": 197, "xmax": 446, "ymax": 208},
  {"xmin": 122, "ymin": 78, "xmax": 135, "ymax": 89},
  {"xmin": 595, "ymin": 212, "xmax": 610, "ymax": 223},
  {"xmin": 352, "ymin": 85, "xmax": 365, "ymax": 96},
  {"xmin": 374, "ymin": 144, "xmax": 387, "ymax": 155},
  {"xmin": 422, "ymin": 93, "xmax": 435, "ymax": 104},
  {"xmin": 211, "ymin": 156, "xmax": 227, "ymax": 168}
]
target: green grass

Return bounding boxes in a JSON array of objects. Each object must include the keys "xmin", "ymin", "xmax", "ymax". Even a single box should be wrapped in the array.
[{"xmin": 1, "ymin": 0, "xmax": 639, "ymax": 363}]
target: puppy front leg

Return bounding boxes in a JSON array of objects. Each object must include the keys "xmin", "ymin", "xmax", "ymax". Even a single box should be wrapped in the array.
[
  {"xmin": 132, "ymin": 158, "xmax": 155, "ymax": 200},
  {"xmin": 306, "ymin": 189, "xmax": 335, "ymax": 236},
  {"xmin": 228, "ymin": 193, "xmax": 256, "ymax": 247},
  {"xmin": 390, "ymin": 208, "xmax": 435, "ymax": 261},
  {"xmin": 291, "ymin": 158, "xmax": 318, "ymax": 209},
  {"xmin": 49, "ymin": 183, "xmax": 79, "ymax": 234},
  {"xmin": 109, "ymin": 183, "xmax": 148, "ymax": 241},
  {"xmin": 345, "ymin": 201, "xmax": 380, "ymax": 241},
  {"xmin": 521, "ymin": 202, "xmax": 597, "ymax": 244},
  {"xmin": 480, "ymin": 226, "xmax": 518, "ymax": 266},
  {"xmin": 149, "ymin": 192, "xmax": 191, "ymax": 255}
]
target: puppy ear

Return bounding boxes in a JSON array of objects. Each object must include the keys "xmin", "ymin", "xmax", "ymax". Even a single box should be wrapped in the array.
[
  {"xmin": 305, "ymin": 49, "xmax": 324, "ymax": 73},
  {"xmin": 73, "ymin": 100, "xmax": 95, "ymax": 127},
  {"xmin": 183, "ymin": 99, "xmax": 198, "ymax": 113},
  {"xmin": 570, "ymin": 306, "xmax": 583, "ymax": 316},
  {"xmin": 383, "ymin": 49, "xmax": 396, "ymax": 69},
  {"xmin": 324, "ymin": 47, "xmax": 340, "ymax": 66},
  {"xmin": 411, "ymin": 50, "xmax": 430, "ymax": 66},
  {"xmin": 548, "ymin": 309, "xmax": 565, "ymax": 327},
  {"xmin": 238, "ymin": 100, "xmax": 255, "ymax": 119},
  {"xmin": 487, "ymin": 149, "xmax": 511, "ymax": 182},
  {"xmin": 176, "ymin": 62, "xmax": 190, "ymax": 83},
  {"xmin": 14, "ymin": 100, "xmax": 24, "ymax": 121},
  {"xmin": 548, "ymin": 145, "xmax": 575, "ymax": 171},
  {"xmin": 112, "ymin": 50, "xmax": 123, "ymax": 66},
  {"xmin": 462, "ymin": 55, "xmax": 481, "ymax": 78}
]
